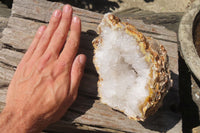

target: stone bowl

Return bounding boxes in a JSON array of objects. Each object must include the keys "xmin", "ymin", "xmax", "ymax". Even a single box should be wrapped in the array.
[{"xmin": 179, "ymin": 0, "xmax": 200, "ymax": 81}]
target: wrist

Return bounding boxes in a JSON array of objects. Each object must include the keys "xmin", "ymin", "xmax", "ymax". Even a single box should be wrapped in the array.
[{"xmin": 0, "ymin": 108, "xmax": 42, "ymax": 133}]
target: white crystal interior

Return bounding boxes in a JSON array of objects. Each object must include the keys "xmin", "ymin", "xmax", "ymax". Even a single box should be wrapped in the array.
[{"xmin": 94, "ymin": 19, "xmax": 151, "ymax": 118}]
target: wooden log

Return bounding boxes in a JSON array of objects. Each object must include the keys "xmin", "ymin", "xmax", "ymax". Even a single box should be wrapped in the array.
[
  {"xmin": 0, "ymin": 62, "xmax": 15, "ymax": 81},
  {"xmin": 0, "ymin": 0, "xmax": 180, "ymax": 132},
  {"xmin": 0, "ymin": 17, "xmax": 8, "ymax": 39},
  {"xmin": 0, "ymin": 47, "xmax": 23, "ymax": 67},
  {"xmin": 0, "ymin": 1, "xmax": 11, "ymax": 18}
]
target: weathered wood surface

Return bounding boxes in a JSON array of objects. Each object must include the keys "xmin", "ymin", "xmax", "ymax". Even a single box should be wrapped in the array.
[
  {"xmin": 0, "ymin": 1, "xmax": 11, "ymax": 39},
  {"xmin": 0, "ymin": 0, "xmax": 181, "ymax": 132}
]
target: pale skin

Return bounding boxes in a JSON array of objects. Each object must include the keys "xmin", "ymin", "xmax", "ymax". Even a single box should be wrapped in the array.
[{"xmin": 0, "ymin": 5, "xmax": 86, "ymax": 133}]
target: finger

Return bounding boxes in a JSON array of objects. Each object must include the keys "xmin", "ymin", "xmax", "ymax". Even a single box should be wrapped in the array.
[
  {"xmin": 70, "ymin": 54, "xmax": 86, "ymax": 96},
  {"xmin": 21, "ymin": 26, "xmax": 46, "ymax": 63},
  {"xmin": 58, "ymin": 16, "xmax": 81, "ymax": 66},
  {"xmin": 32, "ymin": 9, "xmax": 62, "ymax": 59},
  {"xmin": 45, "ymin": 5, "xmax": 72, "ymax": 57}
]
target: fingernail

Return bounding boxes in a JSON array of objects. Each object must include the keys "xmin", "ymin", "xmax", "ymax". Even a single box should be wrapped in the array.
[
  {"xmin": 79, "ymin": 55, "xmax": 86, "ymax": 65},
  {"xmin": 63, "ymin": 5, "xmax": 72, "ymax": 13},
  {"xmin": 53, "ymin": 10, "xmax": 61, "ymax": 17},
  {"xmin": 73, "ymin": 16, "xmax": 80, "ymax": 23}
]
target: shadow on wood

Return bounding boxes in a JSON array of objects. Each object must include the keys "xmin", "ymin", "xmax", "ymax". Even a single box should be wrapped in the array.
[
  {"xmin": 144, "ymin": 0, "xmax": 154, "ymax": 3},
  {"xmin": 47, "ymin": 0, "xmax": 121, "ymax": 13},
  {"xmin": 0, "ymin": 82, "xmax": 9, "ymax": 88},
  {"xmin": 179, "ymin": 52, "xmax": 200, "ymax": 133},
  {"xmin": 0, "ymin": 0, "xmax": 13, "ymax": 8}
]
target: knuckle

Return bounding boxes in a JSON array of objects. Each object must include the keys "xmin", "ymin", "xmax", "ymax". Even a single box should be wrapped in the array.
[
  {"xmin": 67, "ymin": 39, "xmax": 79, "ymax": 50},
  {"xmin": 55, "ymin": 29, "xmax": 66, "ymax": 40},
  {"xmin": 57, "ymin": 59, "xmax": 67, "ymax": 68},
  {"xmin": 53, "ymin": 61, "xmax": 70, "ymax": 77},
  {"xmin": 52, "ymin": 63, "xmax": 64, "ymax": 76},
  {"xmin": 50, "ymin": 16, "xmax": 59, "ymax": 25},
  {"xmin": 48, "ymin": 77, "xmax": 55, "ymax": 86},
  {"xmin": 43, "ymin": 52, "xmax": 52, "ymax": 62},
  {"xmin": 36, "ymin": 53, "xmax": 52, "ymax": 72},
  {"xmin": 40, "ymin": 33, "xmax": 49, "ymax": 42},
  {"xmin": 36, "ymin": 60, "xmax": 45, "ymax": 72},
  {"xmin": 45, "ymin": 48, "xmax": 58, "ymax": 59}
]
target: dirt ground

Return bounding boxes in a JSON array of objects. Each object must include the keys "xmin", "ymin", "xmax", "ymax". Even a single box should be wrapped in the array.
[
  {"xmin": 0, "ymin": 0, "xmax": 195, "ymax": 14},
  {"xmin": 111, "ymin": 0, "xmax": 195, "ymax": 13}
]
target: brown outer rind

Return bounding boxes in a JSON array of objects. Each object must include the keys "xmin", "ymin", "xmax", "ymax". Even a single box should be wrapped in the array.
[{"xmin": 92, "ymin": 13, "xmax": 172, "ymax": 121}]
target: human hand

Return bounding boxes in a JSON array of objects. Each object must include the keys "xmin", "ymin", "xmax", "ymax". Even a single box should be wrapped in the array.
[{"xmin": 1, "ymin": 5, "xmax": 86, "ymax": 132}]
